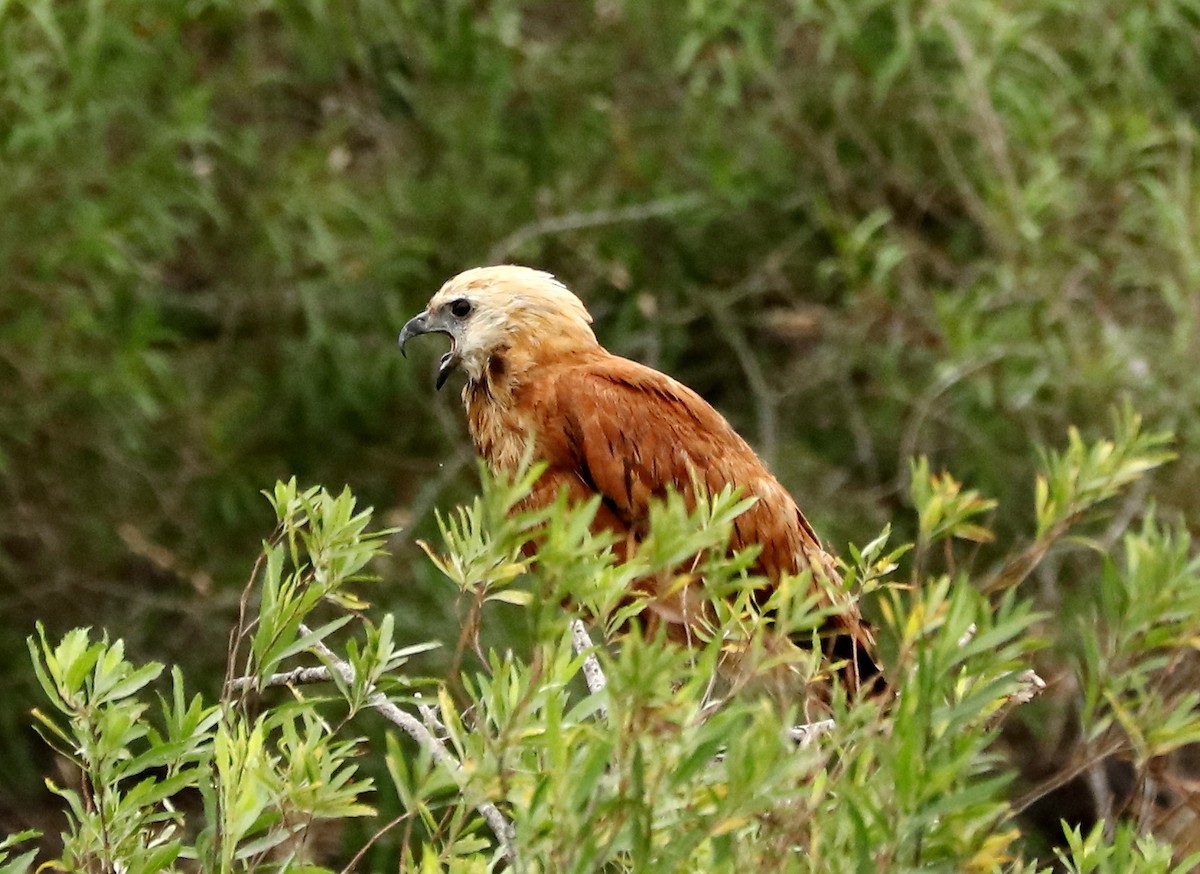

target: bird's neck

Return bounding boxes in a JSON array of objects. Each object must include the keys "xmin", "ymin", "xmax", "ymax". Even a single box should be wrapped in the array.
[
  {"xmin": 466, "ymin": 340, "xmax": 603, "ymax": 403},
  {"xmin": 461, "ymin": 343, "xmax": 604, "ymax": 473}
]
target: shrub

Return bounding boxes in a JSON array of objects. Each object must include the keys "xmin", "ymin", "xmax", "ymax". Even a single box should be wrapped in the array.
[{"xmin": 17, "ymin": 411, "xmax": 1200, "ymax": 871}]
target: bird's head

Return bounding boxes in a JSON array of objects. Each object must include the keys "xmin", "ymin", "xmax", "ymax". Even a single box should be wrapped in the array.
[{"xmin": 399, "ymin": 265, "xmax": 598, "ymax": 389}]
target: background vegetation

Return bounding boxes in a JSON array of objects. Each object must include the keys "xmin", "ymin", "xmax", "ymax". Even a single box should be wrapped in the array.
[{"xmin": 2, "ymin": 0, "xmax": 1199, "ymax": 868}]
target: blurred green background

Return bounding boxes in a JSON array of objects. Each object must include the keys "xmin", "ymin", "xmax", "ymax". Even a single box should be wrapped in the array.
[{"xmin": 1, "ymin": 0, "xmax": 1197, "ymax": 846}]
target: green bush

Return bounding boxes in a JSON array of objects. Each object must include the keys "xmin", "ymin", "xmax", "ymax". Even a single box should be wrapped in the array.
[
  {"xmin": 15, "ymin": 412, "xmax": 1200, "ymax": 871},
  {"xmin": 4, "ymin": 0, "xmax": 1200, "ymax": 865}
]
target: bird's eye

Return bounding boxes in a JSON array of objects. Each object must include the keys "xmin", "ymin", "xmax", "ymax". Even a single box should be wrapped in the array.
[{"xmin": 449, "ymin": 298, "xmax": 472, "ymax": 318}]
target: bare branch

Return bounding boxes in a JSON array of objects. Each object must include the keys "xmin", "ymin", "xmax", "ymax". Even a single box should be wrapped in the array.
[
  {"xmin": 487, "ymin": 194, "xmax": 704, "ymax": 263},
  {"xmin": 569, "ymin": 619, "xmax": 607, "ymax": 717},
  {"xmin": 413, "ymin": 691, "xmax": 447, "ymax": 735},
  {"xmin": 299, "ymin": 625, "xmax": 521, "ymax": 871},
  {"xmin": 230, "ymin": 664, "xmax": 450, "ymax": 736},
  {"xmin": 230, "ymin": 665, "xmax": 333, "ymax": 691}
]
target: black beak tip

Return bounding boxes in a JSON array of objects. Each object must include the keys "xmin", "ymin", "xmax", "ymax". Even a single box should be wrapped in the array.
[{"xmin": 435, "ymin": 353, "xmax": 454, "ymax": 391}]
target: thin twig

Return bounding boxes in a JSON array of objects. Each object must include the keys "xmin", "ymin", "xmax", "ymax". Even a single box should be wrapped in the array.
[
  {"xmin": 782, "ymin": 668, "xmax": 1044, "ymax": 752},
  {"xmin": 389, "ymin": 448, "xmax": 473, "ymax": 550},
  {"xmin": 413, "ymin": 691, "xmax": 447, "ymax": 735},
  {"xmin": 298, "ymin": 625, "xmax": 521, "ymax": 871},
  {"xmin": 231, "ymin": 665, "xmax": 449, "ymax": 736},
  {"xmin": 703, "ymin": 295, "xmax": 780, "ymax": 467},
  {"xmin": 1087, "ymin": 758, "xmax": 1117, "ymax": 842},
  {"xmin": 569, "ymin": 619, "xmax": 608, "ymax": 716},
  {"xmin": 710, "ymin": 719, "xmax": 837, "ymax": 764},
  {"xmin": 337, "ymin": 810, "xmax": 411, "ymax": 874},
  {"xmin": 897, "ymin": 349, "xmax": 1011, "ymax": 492},
  {"xmin": 486, "ymin": 194, "xmax": 705, "ymax": 263},
  {"xmin": 223, "ymin": 548, "xmax": 270, "ymax": 701},
  {"xmin": 1099, "ymin": 478, "xmax": 1151, "ymax": 552},
  {"xmin": 1013, "ymin": 736, "xmax": 1130, "ymax": 816},
  {"xmin": 230, "ymin": 665, "xmax": 332, "ymax": 691},
  {"xmin": 930, "ymin": 0, "xmax": 1023, "ymax": 227},
  {"xmin": 1009, "ymin": 669, "xmax": 1047, "ymax": 707}
]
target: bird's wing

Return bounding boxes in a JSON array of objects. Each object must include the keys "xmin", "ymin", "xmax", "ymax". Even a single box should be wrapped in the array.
[
  {"xmin": 532, "ymin": 353, "xmax": 876, "ymax": 680},
  {"xmin": 541, "ymin": 355, "xmax": 824, "ymax": 575}
]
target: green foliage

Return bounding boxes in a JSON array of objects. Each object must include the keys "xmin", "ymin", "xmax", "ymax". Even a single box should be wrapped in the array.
[
  {"xmin": 910, "ymin": 455, "xmax": 998, "ymax": 574},
  {"xmin": 18, "ymin": 410, "xmax": 1199, "ymax": 870},
  {"xmin": 1073, "ymin": 517, "xmax": 1200, "ymax": 763},
  {"xmin": 418, "ymin": 463, "xmax": 552, "ymax": 610},
  {"xmin": 4, "ymin": 0, "xmax": 1200, "ymax": 867},
  {"xmin": 1033, "ymin": 407, "xmax": 1175, "ymax": 541},
  {"xmin": 26, "ymin": 482, "xmax": 421, "ymax": 872},
  {"xmin": 1057, "ymin": 822, "xmax": 1200, "ymax": 874},
  {"xmin": 0, "ymin": 832, "xmax": 39, "ymax": 874},
  {"xmin": 29, "ymin": 628, "xmax": 189, "ymax": 874}
]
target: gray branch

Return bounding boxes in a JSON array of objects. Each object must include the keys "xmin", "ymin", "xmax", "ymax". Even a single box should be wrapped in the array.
[
  {"xmin": 569, "ymin": 619, "xmax": 608, "ymax": 720},
  {"xmin": 230, "ymin": 665, "xmax": 332, "ymax": 690},
  {"xmin": 487, "ymin": 194, "xmax": 704, "ymax": 263},
  {"xmin": 297, "ymin": 624, "xmax": 521, "ymax": 871}
]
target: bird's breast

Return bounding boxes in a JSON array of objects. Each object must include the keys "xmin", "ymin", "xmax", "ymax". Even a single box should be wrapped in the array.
[{"xmin": 463, "ymin": 380, "xmax": 537, "ymax": 474}]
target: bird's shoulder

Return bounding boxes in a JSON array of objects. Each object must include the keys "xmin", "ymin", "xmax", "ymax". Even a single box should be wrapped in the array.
[
  {"xmin": 525, "ymin": 352, "xmax": 772, "ymax": 518},
  {"xmin": 538, "ymin": 352, "xmax": 739, "ymax": 443},
  {"xmin": 523, "ymin": 351, "xmax": 846, "ymax": 591}
]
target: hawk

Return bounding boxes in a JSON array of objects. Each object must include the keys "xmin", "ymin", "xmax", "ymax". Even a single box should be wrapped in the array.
[{"xmin": 400, "ymin": 265, "xmax": 875, "ymax": 691}]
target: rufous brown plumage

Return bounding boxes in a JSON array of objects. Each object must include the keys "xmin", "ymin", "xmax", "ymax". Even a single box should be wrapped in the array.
[{"xmin": 400, "ymin": 265, "xmax": 876, "ymax": 690}]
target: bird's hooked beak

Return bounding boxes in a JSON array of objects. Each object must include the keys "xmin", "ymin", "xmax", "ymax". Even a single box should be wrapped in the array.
[{"xmin": 398, "ymin": 311, "xmax": 460, "ymax": 391}]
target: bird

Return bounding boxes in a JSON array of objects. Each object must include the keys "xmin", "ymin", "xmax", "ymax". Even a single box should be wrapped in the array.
[{"xmin": 399, "ymin": 265, "xmax": 876, "ymax": 697}]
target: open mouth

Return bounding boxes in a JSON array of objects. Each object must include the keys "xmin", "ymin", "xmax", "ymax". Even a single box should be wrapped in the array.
[
  {"xmin": 436, "ymin": 338, "xmax": 460, "ymax": 391},
  {"xmin": 398, "ymin": 312, "xmax": 461, "ymax": 390}
]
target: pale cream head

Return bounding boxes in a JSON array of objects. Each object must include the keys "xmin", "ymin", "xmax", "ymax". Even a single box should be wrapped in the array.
[{"xmin": 399, "ymin": 265, "xmax": 599, "ymax": 387}]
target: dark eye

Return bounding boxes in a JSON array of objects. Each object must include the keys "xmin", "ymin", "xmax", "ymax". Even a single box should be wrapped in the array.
[{"xmin": 449, "ymin": 298, "xmax": 472, "ymax": 318}]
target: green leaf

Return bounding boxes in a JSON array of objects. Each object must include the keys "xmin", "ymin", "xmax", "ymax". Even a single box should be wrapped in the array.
[{"xmin": 485, "ymin": 589, "xmax": 533, "ymax": 606}]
